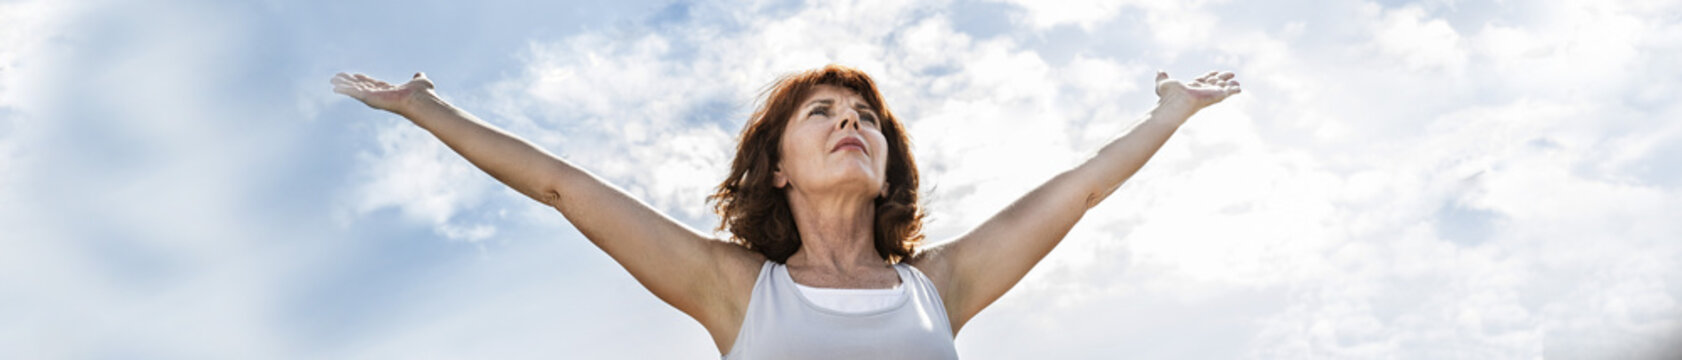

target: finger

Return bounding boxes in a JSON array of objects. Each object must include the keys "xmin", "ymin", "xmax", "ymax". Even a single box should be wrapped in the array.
[
  {"xmin": 1218, "ymin": 71, "xmax": 1235, "ymax": 80},
  {"xmin": 411, "ymin": 72, "xmax": 433, "ymax": 88},
  {"xmin": 1156, "ymin": 70, "xmax": 1169, "ymax": 82},
  {"xmin": 333, "ymin": 73, "xmax": 362, "ymax": 86},
  {"xmin": 332, "ymin": 79, "xmax": 365, "ymax": 92},
  {"xmin": 1204, "ymin": 71, "xmax": 1218, "ymax": 78},
  {"xmin": 353, "ymin": 74, "xmax": 390, "ymax": 87},
  {"xmin": 357, "ymin": 74, "xmax": 390, "ymax": 87},
  {"xmin": 332, "ymin": 84, "xmax": 359, "ymax": 96},
  {"xmin": 1229, "ymin": 80, "xmax": 1240, "ymax": 87}
]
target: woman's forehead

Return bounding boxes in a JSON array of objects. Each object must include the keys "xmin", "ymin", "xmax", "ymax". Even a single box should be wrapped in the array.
[{"xmin": 802, "ymin": 84, "xmax": 868, "ymax": 105}]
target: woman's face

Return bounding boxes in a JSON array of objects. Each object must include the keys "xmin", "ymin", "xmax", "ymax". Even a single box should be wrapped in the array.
[{"xmin": 774, "ymin": 84, "xmax": 890, "ymax": 199}]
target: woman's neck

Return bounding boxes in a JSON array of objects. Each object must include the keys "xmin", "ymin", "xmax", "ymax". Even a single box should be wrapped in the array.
[{"xmin": 783, "ymin": 189, "xmax": 883, "ymax": 273}]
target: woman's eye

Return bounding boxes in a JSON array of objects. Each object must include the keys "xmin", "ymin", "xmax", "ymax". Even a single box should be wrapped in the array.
[
  {"xmin": 809, "ymin": 107, "xmax": 829, "ymax": 117},
  {"xmin": 862, "ymin": 114, "xmax": 878, "ymax": 124}
]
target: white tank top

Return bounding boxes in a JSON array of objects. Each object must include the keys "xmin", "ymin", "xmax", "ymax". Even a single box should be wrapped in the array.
[
  {"xmin": 722, "ymin": 260, "xmax": 960, "ymax": 359},
  {"xmin": 793, "ymin": 281, "xmax": 904, "ymax": 313}
]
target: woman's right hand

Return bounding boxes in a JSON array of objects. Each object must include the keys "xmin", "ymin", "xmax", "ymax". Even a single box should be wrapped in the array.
[
  {"xmin": 1153, "ymin": 70, "xmax": 1240, "ymax": 117},
  {"xmin": 332, "ymin": 72, "xmax": 436, "ymax": 115}
]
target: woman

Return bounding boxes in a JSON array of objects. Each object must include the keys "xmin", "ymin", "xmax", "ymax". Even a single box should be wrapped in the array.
[{"xmin": 332, "ymin": 64, "xmax": 1239, "ymax": 358}]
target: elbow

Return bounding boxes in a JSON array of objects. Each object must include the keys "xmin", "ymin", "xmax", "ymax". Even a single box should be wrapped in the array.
[
  {"xmin": 1083, "ymin": 178, "xmax": 1124, "ymax": 209},
  {"xmin": 532, "ymin": 172, "xmax": 568, "ymax": 209},
  {"xmin": 533, "ymin": 162, "xmax": 576, "ymax": 209},
  {"xmin": 1058, "ymin": 166, "xmax": 1110, "ymax": 209},
  {"xmin": 538, "ymin": 187, "xmax": 565, "ymax": 209},
  {"xmin": 1084, "ymin": 185, "xmax": 1120, "ymax": 209}
]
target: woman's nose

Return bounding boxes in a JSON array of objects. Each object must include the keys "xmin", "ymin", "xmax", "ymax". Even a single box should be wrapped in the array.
[{"xmin": 836, "ymin": 110, "xmax": 859, "ymax": 130}]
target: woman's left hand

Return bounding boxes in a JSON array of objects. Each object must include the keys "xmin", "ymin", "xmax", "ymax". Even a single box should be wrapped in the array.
[{"xmin": 1154, "ymin": 70, "xmax": 1241, "ymax": 115}]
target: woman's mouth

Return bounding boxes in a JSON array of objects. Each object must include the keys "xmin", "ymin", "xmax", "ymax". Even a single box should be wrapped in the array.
[{"xmin": 832, "ymin": 137, "xmax": 866, "ymax": 154}]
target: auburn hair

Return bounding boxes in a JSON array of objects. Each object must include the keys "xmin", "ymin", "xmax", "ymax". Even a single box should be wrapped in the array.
[{"xmin": 708, "ymin": 64, "xmax": 925, "ymax": 264}]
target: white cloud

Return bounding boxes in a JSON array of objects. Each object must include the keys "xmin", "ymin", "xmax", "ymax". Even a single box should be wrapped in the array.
[
  {"xmin": 986, "ymin": 0, "xmax": 1215, "ymax": 32},
  {"xmin": 997, "ymin": 1, "xmax": 1682, "ymax": 358},
  {"xmin": 1369, "ymin": 5, "xmax": 1467, "ymax": 73},
  {"xmin": 350, "ymin": 119, "xmax": 502, "ymax": 242},
  {"xmin": 0, "ymin": 0, "xmax": 69, "ymax": 209},
  {"xmin": 1466, "ymin": 1, "xmax": 1667, "ymax": 101},
  {"xmin": 989, "ymin": 0, "xmax": 1130, "ymax": 30}
]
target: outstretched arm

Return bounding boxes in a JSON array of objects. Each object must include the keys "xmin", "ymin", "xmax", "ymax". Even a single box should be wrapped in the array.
[
  {"xmin": 334, "ymin": 73, "xmax": 569, "ymax": 204},
  {"xmin": 331, "ymin": 73, "xmax": 761, "ymax": 351},
  {"xmin": 909, "ymin": 70, "xmax": 1241, "ymax": 334}
]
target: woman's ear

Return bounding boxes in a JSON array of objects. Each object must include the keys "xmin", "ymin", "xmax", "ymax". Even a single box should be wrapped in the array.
[{"xmin": 773, "ymin": 166, "xmax": 789, "ymax": 189}]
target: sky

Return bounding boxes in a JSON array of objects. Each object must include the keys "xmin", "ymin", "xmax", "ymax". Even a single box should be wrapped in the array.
[{"xmin": 2, "ymin": 0, "xmax": 1680, "ymax": 358}]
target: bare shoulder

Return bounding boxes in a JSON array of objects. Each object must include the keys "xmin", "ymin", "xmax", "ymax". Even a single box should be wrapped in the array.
[
  {"xmin": 694, "ymin": 238, "xmax": 767, "ymax": 353},
  {"xmin": 905, "ymin": 239, "xmax": 959, "ymax": 291},
  {"xmin": 694, "ymin": 237, "xmax": 766, "ymax": 319},
  {"xmin": 704, "ymin": 238, "xmax": 767, "ymax": 288},
  {"xmin": 907, "ymin": 238, "xmax": 977, "ymax": 333}
]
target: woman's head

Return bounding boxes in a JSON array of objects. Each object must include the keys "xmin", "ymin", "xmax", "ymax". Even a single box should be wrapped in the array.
[{"xmin": 710, "ymin": 64, "xmax": 924, "ymax": 264}]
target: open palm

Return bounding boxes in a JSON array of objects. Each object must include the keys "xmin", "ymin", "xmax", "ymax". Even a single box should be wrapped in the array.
[
  {"xmin": 331, "ymin": 72, "xmax": 435, "ymax": 114},
  {"xmin": 1155, "ymin": 70, "xmax": 1241, "ymax": 113}
]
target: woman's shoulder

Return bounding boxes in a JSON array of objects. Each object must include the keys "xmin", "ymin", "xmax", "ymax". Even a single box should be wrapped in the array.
[
  {"xmin": 904, "ymin": 241, "xmax": 952, "ymax": 270},
  {"xmin": 902, "ymin": 241, "xmax": 958, "ymax": 292},
  {"xmin": 704, "ymin": 238, "xmax": 769, "ymax": 281},
  {"xmin": 708, "ymin": 237, "xmax": 766, "ymax": 260}
]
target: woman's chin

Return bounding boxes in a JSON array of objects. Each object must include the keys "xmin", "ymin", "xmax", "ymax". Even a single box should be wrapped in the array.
[
  {"xmin": 807, "ymin": 173, "xmax": 879, "ymax": 194},
  {"xmin": 830, "ymin": 166, "xmax": 878, "ymax": 182}
]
